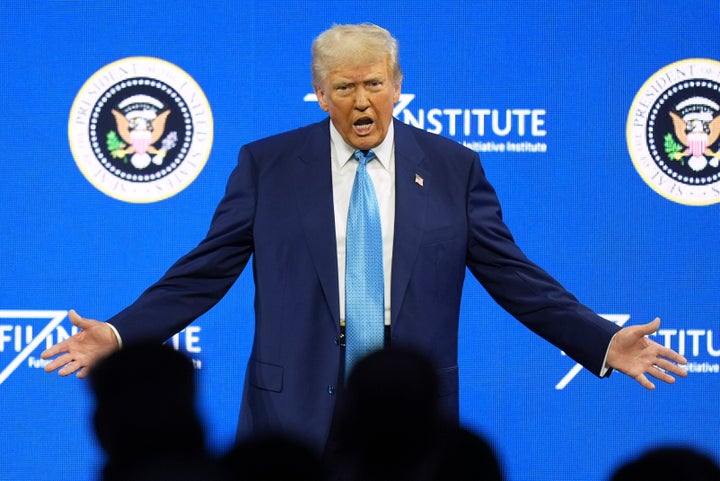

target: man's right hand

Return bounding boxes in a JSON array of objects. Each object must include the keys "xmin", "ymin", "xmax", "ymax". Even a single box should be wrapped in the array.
[{"xmin": 41, "ymin": 309, "xmax": 119, "ymax": 378}]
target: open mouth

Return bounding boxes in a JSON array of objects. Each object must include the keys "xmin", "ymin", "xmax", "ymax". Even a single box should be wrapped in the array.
[{"xmin": 354, "ymin": 117, "xmax": 374, "ymax": 134}]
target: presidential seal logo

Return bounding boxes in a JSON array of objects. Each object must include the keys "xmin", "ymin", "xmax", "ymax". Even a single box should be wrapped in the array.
[
  {"xmin": 69, "ymin": 57, "xmax": 213, "ymax": 203},
  {"xmin": 627, "ymin": 58, "xmax": 720, "ymax": 206}
]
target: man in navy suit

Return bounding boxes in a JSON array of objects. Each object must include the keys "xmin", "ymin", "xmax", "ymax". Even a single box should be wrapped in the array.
[{"xmin": 43, "ymin": 23, "xmax": 687, "ymax": 453}]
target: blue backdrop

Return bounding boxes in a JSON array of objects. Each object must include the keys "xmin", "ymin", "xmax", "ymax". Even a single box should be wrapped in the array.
[{"xmin": 1, "ymin": 1, "xmax": 719, "ymax": 480}]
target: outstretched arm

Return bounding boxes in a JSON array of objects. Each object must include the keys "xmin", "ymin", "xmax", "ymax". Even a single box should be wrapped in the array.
[
  {"xmin": 606, "ymin": 318, "xmax": 687, "ymax": 389},
  {"xmin": 41, "ymin": 310, "xmax": 119, "ymax": 378}
]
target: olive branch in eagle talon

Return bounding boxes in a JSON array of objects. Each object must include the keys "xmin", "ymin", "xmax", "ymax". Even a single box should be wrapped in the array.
[
  {"xmin": 664, "ymin": 134, "xmax": 685, "ymax": 164},
  {"xmin": 107, "ymin": 131, "xmax": 128, "ymax": 162}
]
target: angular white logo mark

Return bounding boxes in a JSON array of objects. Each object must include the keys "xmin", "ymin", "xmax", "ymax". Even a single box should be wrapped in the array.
[
  {"xmin": 555, "ymin": 314, "xmax": 630, "ymax": 390},
  {"xmin": 0, "ymin": 310, "xmax": 68, "ymax": 385}
]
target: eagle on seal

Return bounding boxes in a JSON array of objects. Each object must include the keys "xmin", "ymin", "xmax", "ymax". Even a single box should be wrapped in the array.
[
  {"xmin": 110, "ymin": 94, "xmax": 172, "ymax": 169},
  {"xmin": 669, "ymin": 97, "xmax": 720, "ymax": 172}
]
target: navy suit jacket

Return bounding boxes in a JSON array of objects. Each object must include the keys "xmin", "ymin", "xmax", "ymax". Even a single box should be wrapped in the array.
[{"xmin": 108, "ymin": 118, "xmax": 620, "ymax": 452}]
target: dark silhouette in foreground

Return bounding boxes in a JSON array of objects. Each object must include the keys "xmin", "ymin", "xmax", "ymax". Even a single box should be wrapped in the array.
[
  {"xmin": 89, "ymin": 343, "xmax": 217, "ymax": 481},
  {"xmin": 610, "ymin": 445, "xmax": 720, "ymax": 481},
  {"xmin": 327, "ymin": 347, "xmax": 503, "ymax": 481}
]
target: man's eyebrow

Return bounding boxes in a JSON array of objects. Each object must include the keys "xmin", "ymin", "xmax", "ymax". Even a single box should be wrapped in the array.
[
  {"xmin": 331, "ymin": 78, "xmax": 353, "ymax": 86},
  {"xmin": 364, "ymin": 74, "xmax": 385, "ymax": 82}
]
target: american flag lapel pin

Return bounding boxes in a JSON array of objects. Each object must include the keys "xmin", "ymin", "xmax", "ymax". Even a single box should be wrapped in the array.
[{"xmin": 414, "ymin": 173, "xmax": 424, "ymax": 187}]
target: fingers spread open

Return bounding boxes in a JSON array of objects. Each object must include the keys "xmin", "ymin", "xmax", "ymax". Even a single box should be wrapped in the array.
[
  {"xmin": 58, "ymin": 359, "xmax": 83, "ymax": 377},
  {"xmin": 634, "ymin": 373, "xmax": 656, "ymax": 390},
  {"xmin": 44, "ymin": 353, "xmax": 74, "ymax": 373}
]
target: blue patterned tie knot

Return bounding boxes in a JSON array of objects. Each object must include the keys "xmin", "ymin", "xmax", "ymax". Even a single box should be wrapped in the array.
[
  {"xmin": 345, "ymin": 149, "xmax": 384, "ymax": 377},
  {"xmin": 353, "ymin": 149, "xmax": 376, "ymax": 165}
]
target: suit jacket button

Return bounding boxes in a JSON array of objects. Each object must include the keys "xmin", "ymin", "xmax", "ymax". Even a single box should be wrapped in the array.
[{"xmin": 327, "ymin": 385, "xmax": 336, "ymax": 395}]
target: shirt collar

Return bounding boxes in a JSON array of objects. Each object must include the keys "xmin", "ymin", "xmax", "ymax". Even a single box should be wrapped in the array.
[{"xmin": 330, "ymin": 120, "xmax": 394, "ymax": 170}]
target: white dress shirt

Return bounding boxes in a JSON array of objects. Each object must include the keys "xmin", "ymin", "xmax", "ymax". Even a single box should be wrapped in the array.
[{"xmin": 330, "ymin": 122, "xmax": 395, "ymax": 326}]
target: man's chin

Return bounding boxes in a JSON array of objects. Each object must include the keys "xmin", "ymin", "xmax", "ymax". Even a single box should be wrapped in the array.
[{"xmin": 349, "ymin": 134, "xmax": 382, "ymax": 151}]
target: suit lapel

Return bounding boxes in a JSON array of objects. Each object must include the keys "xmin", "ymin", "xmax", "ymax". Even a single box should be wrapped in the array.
[
  {"xmin": 391, "ymin": 120, "xmax": 428, "ymax": 326},
  {"xmin": 292, "ymin": 119, "xmax": 341, "ymax": 328}
]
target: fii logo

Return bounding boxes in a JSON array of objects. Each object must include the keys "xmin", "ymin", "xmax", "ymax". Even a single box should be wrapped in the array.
[
  {"xmin": 0, "ymin": 310, "xmax": 204, "ymax": 385},
  {"xmin": 0, "ymin": 310, "xmax": 72, "ymax": 384}
]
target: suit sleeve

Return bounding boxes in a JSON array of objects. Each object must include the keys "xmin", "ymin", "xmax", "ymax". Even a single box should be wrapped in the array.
[
  {"xmin": 106, "ymin": 146, "xmax": 258, "ymax": 345},
  {"xmin": 463, "ymin": 153, "xmax": 620, "ymax": 376}
]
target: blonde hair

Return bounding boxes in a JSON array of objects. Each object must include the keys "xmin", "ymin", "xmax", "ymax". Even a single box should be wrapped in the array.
[{"xmin": 311, "ymin": 23, "xmax": 403, "ymax": 89}]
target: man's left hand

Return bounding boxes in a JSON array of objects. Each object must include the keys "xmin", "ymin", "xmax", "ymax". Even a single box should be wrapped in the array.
[{"xmin": 607, "ymin": 317, "xmax": 687, "ymax": 389}]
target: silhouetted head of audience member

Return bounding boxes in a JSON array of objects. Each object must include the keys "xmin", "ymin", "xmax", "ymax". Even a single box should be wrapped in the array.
[
  {"xmin": 340, "ymin": 347, "xmax": 441, "ymax": 463},
  {"xmin": 431, "ymin": 423, "xmax": 503, "ymax": 481},
  {"xmin": 89, "ymin": 342, "xmax": 211, "ymax": 481},
  {"xmin": 328, "ymin": 347, "xmax": 503, "ymax": 481},
  {"xmin": 610, "ymin": 445, "xmax": 720, "ymax": 481},
  {"xmin": 220, "ymin": 433, "xmax": 325, "ymax": 481}
]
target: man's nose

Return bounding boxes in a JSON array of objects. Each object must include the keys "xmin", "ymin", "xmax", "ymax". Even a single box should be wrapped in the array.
[{"xmin": 354, "ymin": 90, "xmax": 370, "ymax": 110}]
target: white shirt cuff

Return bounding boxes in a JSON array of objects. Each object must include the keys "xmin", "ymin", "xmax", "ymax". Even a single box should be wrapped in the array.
[{"xmin": 106, "ymin": 322, "xmax": 123, "ymax": 349}]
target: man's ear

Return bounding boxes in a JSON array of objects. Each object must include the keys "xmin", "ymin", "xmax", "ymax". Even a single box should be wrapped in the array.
[
  {"xmin": 393, "ymin": 82, "xmax": 402, "ymax": 104},
  {"xmin": 314, "ymin": 86, "xmax": 329, "ymax": 112}
]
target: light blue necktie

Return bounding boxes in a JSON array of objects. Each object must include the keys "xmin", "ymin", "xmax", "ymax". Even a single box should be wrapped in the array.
[{"xmin": 345, "ymin": 149, "xmax": 385, "ymax": 375}]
